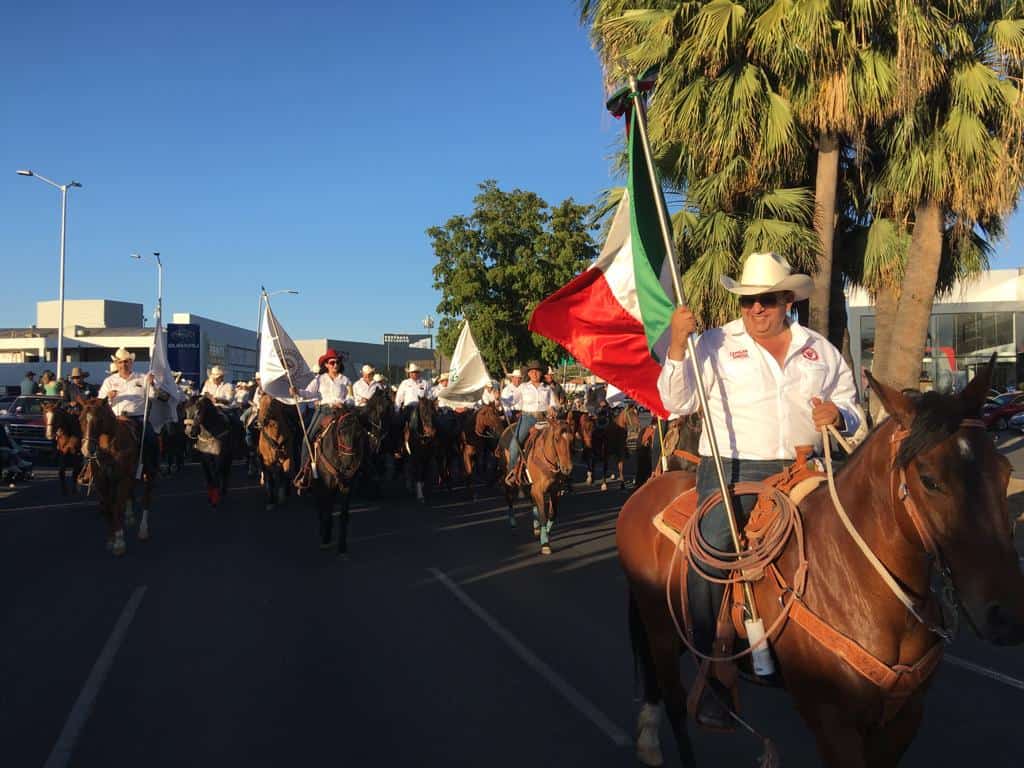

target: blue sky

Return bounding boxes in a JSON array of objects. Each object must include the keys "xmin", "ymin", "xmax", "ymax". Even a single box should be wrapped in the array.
[{"xmin": 2, "ymin": 1, "xmax": 1021, "ymax": 343}]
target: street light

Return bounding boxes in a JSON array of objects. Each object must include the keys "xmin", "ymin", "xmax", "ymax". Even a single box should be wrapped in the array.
[
  {"xmin": 131, "ymin": 252, "xmax": 164, "ymax": 322},
  {"xmin": 18, "ymin": 169, "xmax": 83, "ymax": 381},
  {"xmin": 422, "ymin": 314, "xmax": 436, "ymax": 373}
]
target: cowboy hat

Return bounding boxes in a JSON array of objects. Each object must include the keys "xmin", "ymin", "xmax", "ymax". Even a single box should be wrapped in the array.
[
  {"xmin": 318, "ymin": 348, "xmax": 342, "ymax": 368},
  {"xmin": 109, "ymin": 362, "xmax": 119, "ymax": 373},
  {"xmin": 508, "ymin": 369, "xmax": 522, "ymax": 378},
  {"xmin": 361, "ymin": 364, "xmax": 375, "ymax": 375},
  {"xmin": 406, "ymin": 363, "xmax": 422, "ymax": 373},
  {"xmin": 110, "ymin": 347, "xmax": 136, "ymax": 363},
  {"xmin": 437, "ymin": 371, "xmax": 450, "ymax": 382},
  {"xmin": 720, "ymin": 251, "xmax": 812, "ymax": 301},
  {"xmin": 372, "ymin": 373, "xmax": 385, "ymax": 383},
  {"xmin": 525, "ymin": 360, "xmax": 544, "ymax": 373},
  {"xmin": 210, "ymin": 365, "xmax": 224, "ymax": 378},
  {"xmin": 484, "ymin": 380, "xmax": 496, "ymax": 389},
  {"xmin": 69, "ymin": 367, "xmax": 89, "ymax": 378}
]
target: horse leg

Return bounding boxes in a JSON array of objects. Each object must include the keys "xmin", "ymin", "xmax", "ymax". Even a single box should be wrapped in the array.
[
  {"xmin": 318, "ymin": 487, "xmax": 334, "ymax": 549},
  {"xmin": 619, "ymin": 457, "xmax": 626, "ymax": 490},
  {"xmin": 264, "ymin": 465, "xmax": 276, "ymax": 511},
  {"xmin": 801, "ymin": 705, "xmax": 869, "ymax": 768},
  {"xmin": 629, "ymin": 592, "xmax": 666, "ymax": 768},
  {"xmin": 112, "ymin": 477, "xmax": 129, "ymax": 556},
  {"xmin": 584, "ymin": 448, "xmax": 593, "ymax": 485},
  {"xmin": 138, "ymin": 472, "xmax": 153, "ymax": 541},
  {"xmin": 534, "ymin": 485, "xmax": 551, "ymax": 555},
  {"xmin": 863, "ymin": 695, "xmax": 925, "ymax": 768},
  {"xmin": 336, "ymin": 489, "xmax": 351, "ymax": 557},
  {"xmin": 641, "ymin": 599, "xmax": 696, "ymax": 768}
]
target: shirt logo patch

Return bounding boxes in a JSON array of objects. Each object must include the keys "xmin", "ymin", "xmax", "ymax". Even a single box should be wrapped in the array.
[
  {"xmin": 730, "ymin": 350, "xmax": 749, "ymax": 360},
  {"xmin": 802, "ymin": 348, "xmax": 819, "ymax": 361}
]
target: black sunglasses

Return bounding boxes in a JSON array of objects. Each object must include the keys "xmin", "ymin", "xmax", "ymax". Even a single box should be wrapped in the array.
[
  {"xmin": 739, "ymin": 292, "xmax": 784, "ymax": 308},
  {"xmin": 326, "ymin": 360, "xmax": 339, "ymax": 365}
]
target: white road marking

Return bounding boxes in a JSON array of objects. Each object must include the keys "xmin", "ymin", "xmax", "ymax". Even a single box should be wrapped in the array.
[
  {"xmin": 43, "ymin": 585, "xmax": 147, "ymax": 768},
  {"xmin": 0, "ymin": 484, "xmax": 262, "ymax": 516},
  {"xmin": 429, "ymin": 567, "xmax": 629, "ymax": 747},
  {"xmin": 945, "ymin": 654, "xmax": 1024, "ymax": 692}
]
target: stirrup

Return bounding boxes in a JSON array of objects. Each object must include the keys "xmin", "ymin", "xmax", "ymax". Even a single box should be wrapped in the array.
[{"xmin": 294, "ymin": 465, "xmax": 312, "ymax": 490}]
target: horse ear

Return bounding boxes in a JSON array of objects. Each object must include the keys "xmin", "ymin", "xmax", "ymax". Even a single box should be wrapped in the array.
[
  {"xmin": 864, "ymin": 368, "xmax": 915, "ymax": 429},
  {"xmin": 960, "ymin": 351, "xmax": 996, "ymax": 414}
]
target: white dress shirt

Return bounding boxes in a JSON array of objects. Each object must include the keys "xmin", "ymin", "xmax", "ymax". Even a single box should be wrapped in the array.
[
  {"xmin": 501, "ymin": 382, "xmax": 522, "ymax": 411},
  {"xmin": 202, "ymin": 379, "xmax": 235, "ymax": 405},
  {"xmin": 658, "ymin": 318, "xmax": 862, "ymax": 461},
  {"xmin": 519, "ymin": 381, "xmax": 553, "ymax": 414},
  {"xmin": 301, "ymin": 372, "xmax": 353, "ymax": 407},
  {"xmin": 97, "ymin": 372, "xmax": 155, "ymax": 417},
  {"xmin": 352, "ymin": 377, "xmax": 381, "ymax": 406},
  {"xmin": 394, "ymin": 377, "xmax": 431, "ymax": 410}
]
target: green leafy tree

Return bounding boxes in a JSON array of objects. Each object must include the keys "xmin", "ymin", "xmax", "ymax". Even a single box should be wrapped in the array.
[{"xmin": 429, "ymin": 181, "xmax": 597, "ymax": 376}]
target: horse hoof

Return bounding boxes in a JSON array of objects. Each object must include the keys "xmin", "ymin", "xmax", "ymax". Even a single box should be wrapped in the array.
[
  {"xmin": 138, "ymin": 523, "xmax": 150, "ymax": 541},
  {"xmin": 540, "ymin": 544, "xmax": 552, "ymax": 556},
  {"xmin": 508, "ymin": 515, "xmax": 517, "ymax": 528},
  {"xmin": 636, "ymin": 744, "xmax": 664, "ymax": 767},
  {"xmin": 532, "ymin": 526, "xmax": 540, "ymax": 539},
  {"xmin": 600, "ymin": 482, "xmax": 608, "ymax": 492}
]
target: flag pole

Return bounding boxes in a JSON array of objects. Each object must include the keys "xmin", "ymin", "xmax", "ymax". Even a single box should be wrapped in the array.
[
  {"xmin": 261, "ymin": 288, "xmax": 318, "ymax": 479},
  {"xmin": 627, "ymin": 75, "xmax": 762, "ymax": 630}
]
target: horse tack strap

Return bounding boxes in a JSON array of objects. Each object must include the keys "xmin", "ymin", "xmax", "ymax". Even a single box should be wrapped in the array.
[
  {"xmin": 787, "ymin": 598, "xmax": 943, "ymax": 712},
  {"xmin": 672, "ymin": 448, "xmax": 701, "ymax": 466}
]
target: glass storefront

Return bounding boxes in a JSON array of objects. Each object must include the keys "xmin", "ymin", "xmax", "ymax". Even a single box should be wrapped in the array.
[{"xmin": 860, "ymin": 310, "xmax": 1018, "ymax": 392}]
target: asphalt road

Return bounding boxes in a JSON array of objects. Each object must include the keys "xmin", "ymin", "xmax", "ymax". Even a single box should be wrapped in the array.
[{"xmin": 2, "ymin": 447, "xmax": 1023, "ymax": 768}]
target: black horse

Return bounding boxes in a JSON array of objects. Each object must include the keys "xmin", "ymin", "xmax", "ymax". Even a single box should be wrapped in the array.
[
  {"xmin": 311, "ymin": 409, "xmax": 366, "ymax": 556},
  {"xmin": 403, "ymin": 397, "xmax": 438, "ymax": 503},
  {"xmin": 357, "ymin": 388, "xmax": 396, "ymax": 493},
  {"xmin": 184, "ymin": 396, "xmax": 243, "ymax": 508},
  {"xmin": 159, "ymin": 400, "xmax": 188, "ymax": 475}
]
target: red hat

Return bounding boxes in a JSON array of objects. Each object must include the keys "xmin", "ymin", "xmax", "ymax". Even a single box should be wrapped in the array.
[{"xmin": 318, "ymin": 348, "xmax": 342, "ymax": 368}]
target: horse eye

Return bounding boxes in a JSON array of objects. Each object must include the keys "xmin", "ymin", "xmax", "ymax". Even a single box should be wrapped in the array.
[{"xmin": 920, "ymin": 474, "xmax": 943, "ymax": 493}]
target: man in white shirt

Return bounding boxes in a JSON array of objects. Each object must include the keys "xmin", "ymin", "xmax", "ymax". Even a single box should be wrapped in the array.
[
  {"xmin": 506, "ymin": 360, "xmax": 553, "ymax": 484},
  {"xmin": 201, "ymin": 366, "xmax": 235, "ymax": 409},
  {"xmin": 352, "ymin": 364, "xmax": 381, "ymax": 407},
  {"xmin": 501, "ymin": 369, "xmax": 523, "ymax": 416},
  {"xmin": 234, "ymin": 381, "xmax": 253, "ymax": 409},
  {"xmin": 394, "ymin": 363, "xmax": 432, "ymax": 431},
  {"xmin": 657, "ymin": 251, "xmax": 860, "ymax": 727},
  {"xmin": 97, "ymin": 347, "xmax": 162, "ymax": 466}
]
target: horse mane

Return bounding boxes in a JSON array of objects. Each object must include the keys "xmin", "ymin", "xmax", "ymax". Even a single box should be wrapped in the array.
[{"xmin": 894, "ymin": 390, "xmax": 973, "ymax": 468}]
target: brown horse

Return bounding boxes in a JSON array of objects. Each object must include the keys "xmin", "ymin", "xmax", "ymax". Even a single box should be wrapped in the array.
[
  {"xmin": 601, "ymin": 404, "xmax": 640, "ymax": 491},
  {"xmin": 497, "ymin": 416, "xmax": 574, "ymax": 554},
  {"xmin": 78, "ymin": 399, "xmax": 156, "ymax": 555},
  {"xmin": 43, "ymin": 400, "xmax": 82, "ymax": 495},
  {"xmin": 258, "ymin": 394, "xmax": 299, "ymax": 510},
  {"xmin": 458, "ymin": 402, "xmax": 506, "ymax": 499},
  {"xmin": 616, "ymin": 361, "xmax": 1024, "ymax": 767}
]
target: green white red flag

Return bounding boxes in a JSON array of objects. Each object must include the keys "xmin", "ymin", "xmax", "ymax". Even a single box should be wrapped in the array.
[{"xmin": 529, "ymin": 106, "xmax": 675, "ymax": 418}]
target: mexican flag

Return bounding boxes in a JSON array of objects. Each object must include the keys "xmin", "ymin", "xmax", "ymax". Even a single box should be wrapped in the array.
[{"xmin": 529, "ymin": 106, "xmax": 675, "ymax": 418}]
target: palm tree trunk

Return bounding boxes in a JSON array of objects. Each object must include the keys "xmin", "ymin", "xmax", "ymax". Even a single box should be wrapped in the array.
[
  {"xmin": 885, "ymin": 201, "xmax": 944, "ymax": 393},
  {"xmin": 809, "ymin": 132, "xmax": 840, "ymax": 340},
  {"xmin": 869, "ymin": 284, "xmax": 898, "ymax": 421}
]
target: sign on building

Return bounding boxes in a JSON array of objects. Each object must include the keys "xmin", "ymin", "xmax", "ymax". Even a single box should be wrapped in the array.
[
  {"xmin": 382, "ymin": 333, "xmax": 431, "ymax": 348},
  {"xmin": 167, "ymin": 323, "xmax": 201, "ymax": 385}
]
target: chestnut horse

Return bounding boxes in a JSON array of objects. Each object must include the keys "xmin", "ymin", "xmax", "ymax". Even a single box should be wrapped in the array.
[
  {"xmin": 310, "ymin": 409, "xmax": 366, "ymax": 556},
  {"xmin": 458, "ymin": 402, "xmax": 506, "ymax": 499},
  {"xmin": 257, "ymin": 394, "xmax": 299, "ymax": 510},
  {"xmin": 78, "ymin": 399, "xmax": 156, "ymax": 555},
  {"xmin": 43, "ymin": 400, "xmax": 82, "ymax": 495},
  {"xmin": 617, "ymin": 362, "xmax": 1024, "ymax": 767},
  {"xmin": 497, "ymin": 417, "xmax": 574, "ymax": 554}
]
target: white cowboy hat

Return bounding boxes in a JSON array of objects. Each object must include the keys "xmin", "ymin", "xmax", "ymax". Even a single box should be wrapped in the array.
[
  {"xmin": 236, "ymin": 381, "xmax": 249, "ymax": 389},
  {"xmin": 361, "ymin": 364, "xmax": 375, "ymax": 375},
  {"xmin": 110, "ymin": 347, "xmax": 136, "ymax": 363},
  {"xmin": 509, "ymin": 369, "xmax": 522, "ymax": 378},
  {"xmin": 372, "ymin": 373, "xmax": 385, "ymax": 383},
  {"xmin": 406, "ymin": 363, "xmax": 422, "ymax": 373},
  {"xmin": 210, "ymin": 365, "xmax": 224, "ymax": 378},
  {"xmin": 437, "ymin": 371, "xmax": 450, "ymax": 382},
  {"xmin": 484, "ymin": 380, "xmax": 496, "ymax": 389},
  {"xmin": 720, "ymin": 251, "xmax": 812, "ymax": 301},
  {"xmin": 109, "ymin": 362, "xmax": 119, "ymax": 373}
]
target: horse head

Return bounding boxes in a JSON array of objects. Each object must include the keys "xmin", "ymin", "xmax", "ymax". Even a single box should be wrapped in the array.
[
  {"xmin": 475, "ymin": 402, "xmax": 506, "ymax": 439},
  {"xmin": 866, "ymin": 354, "xmax": 1024, "ymax": 646},
  {"xmin": 43, "ymin": 400, "xmax": 66, "ymax": 441},
  {"xmin": 183, "ymin": 396, "xmax": 207, "ymax": 440},
  {"xmin": 79, "ymin": 398, "xmax": 116, "ymax": 458},
  {"xmin": 325, "ymin": 411, "xmax": 364, "ymax": 483},
  {"xmin": 417, "ymin": 397, "xmax": 437, "ymax": 439},
  {"xmin": 547, "ymin": 420, "xmax": 575, "ymax": 476}
]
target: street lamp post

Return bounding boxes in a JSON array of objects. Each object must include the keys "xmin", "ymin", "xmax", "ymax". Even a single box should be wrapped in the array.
[
  {"xmin": 18, "ymin": 169, "xmax": 82, "ymax": 382},
  {"xmin": 131, "ymin": 252, "xmax": 163, "ymax": 322},
  {"xmin": 422, "ymin": 314, "xmax": 435, "ymax": 374}
]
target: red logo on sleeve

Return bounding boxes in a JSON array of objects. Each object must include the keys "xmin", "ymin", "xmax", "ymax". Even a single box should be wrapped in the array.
[
  {"xmin": 730, "ymin": 350, "xmax": 749, "ymax": 359},
  {"xmin": 801, "ymin": 347, "xmax": 819, "ymax": 361}
]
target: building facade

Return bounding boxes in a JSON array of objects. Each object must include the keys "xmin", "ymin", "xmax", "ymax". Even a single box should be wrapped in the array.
[{"xmin": 848, "ymin": 268, "xmax": 1024, "ymax": 392}]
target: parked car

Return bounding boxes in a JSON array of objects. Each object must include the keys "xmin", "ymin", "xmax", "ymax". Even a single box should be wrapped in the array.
[
  {"xmin": 1008, "ymin": 411, "xmax": 1024, "ymax": 433},
  {"xmin": 981, "ymin": 393, "xmax": 1024, "ymax": 431},
  {"xmin": 0, "ymin": 395, "xmax": 63, "ymax": 457}
]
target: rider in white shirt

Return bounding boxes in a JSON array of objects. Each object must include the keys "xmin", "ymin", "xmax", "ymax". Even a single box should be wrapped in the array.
[
  {"xmin": 501, "ymin": 370, "xmax": 523, "ymax": 416},
  {"xmin": 352, "ymin": 364, "xmax": 381, "ymax": 407},
  {"xmin": 506, "ymin": 361, "xmax": 552, "ymax": 483},
  {"xmin": 292, "ymin": 348, "xmax": 354, "ymax": 467},
  {"xmin": 201, "ymin": 366, "xmax": 235, "ymax": 408}
]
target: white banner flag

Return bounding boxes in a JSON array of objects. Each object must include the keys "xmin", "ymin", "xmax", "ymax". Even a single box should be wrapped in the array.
[
  {"xmin": 438, "ymin": 321, "xmax": 492, "ymax": 407},
  {"xmin": 259, "ymin": 303, "xmax": 315, "ymax": 403},
  {"xmin": 148, "ymin": 316, "xmax": 184, "ymax": 433}
]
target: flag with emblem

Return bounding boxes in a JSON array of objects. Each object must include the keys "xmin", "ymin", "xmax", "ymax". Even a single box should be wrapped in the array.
[
  {"xmin": 259, "ymin": 304, "xmax": 315, "ymax": 403},
  {"xmin": 529, "ymin": 104, "xmax": 674, "ymax": 418},
  {"xmin": 440, "ymin": 320, "xmax": 492, "ymax": 407},
  {"xmin": 147, "ymin": 316, "xmax": 184, "ymax": 433}
]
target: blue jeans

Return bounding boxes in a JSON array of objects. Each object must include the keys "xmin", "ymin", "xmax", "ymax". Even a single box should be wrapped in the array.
[
  {"xmin": 688, "ymin": 457, "xmax": 787, "ymax": 653},
  {"xmin": 508, "ymin": 413, "xmax": 538, "ymax": 470}
]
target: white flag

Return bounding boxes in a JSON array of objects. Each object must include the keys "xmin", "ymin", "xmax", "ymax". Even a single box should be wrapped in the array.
[
  {"xmin": 148, "ymin": 316, "xmax": 184, "ymax": 433},
  {"xmin": 438, "ymin": 321, "xmax": 491, "ymax": 407},
  {"xmin": 259, "ymin": 303, "xmax": 315, "ymax": 403}
]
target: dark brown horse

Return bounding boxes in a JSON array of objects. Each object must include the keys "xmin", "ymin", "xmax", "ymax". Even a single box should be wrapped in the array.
[
  {"xmin": 310, "ymin": 409, "xmax": 366, "ymax": 556},
  {"xmin": 497, "ymin": 416, "xmax": 574, "ymax": 554},
  {"xmin": 43, "ymin": 400, "xmax": 82, "ymax": 495},
  {"xmin": 458, "ymin": 402, "xmax": 506, "ymax": 499},
  {"xmin": 404, "ymin": 396, "xmax": 438, "ymax": 503},
  {"xmin": 257, "ymin": 394, "xmax": 299, "ymax": 510},
  {"xmin": 185, "ymin": 396, "xmax": 243, "ymax": 509},
  {"xmin": 602, "ymin": 404, "xmax": 640, "ymax": 491},
  {"xmin": 78, "ymin": 399, "xmax": 156, "ymax": 555},
  {"xmin": 616, "ymin": 361, "xmax": 1024, "ymax": 767}
]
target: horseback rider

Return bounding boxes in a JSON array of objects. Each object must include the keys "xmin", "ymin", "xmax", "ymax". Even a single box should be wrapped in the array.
[
  {"xmin": 657, "ymin": 251, "xmax": 862, "ymax": 728},
  {"xmin": 394, "ymin": 362, "xmax": 432, "ymax": 431},
  {"xmin": 501, "ymin": 369, "xmax": 522, "ymax": 419},
  {"xmin": 481, "ymin": 380, "xmax": 499, "ymax": 406},
  {"xmin": 543, "ymin": 367, "xmax": 566, "ymax": 409},
  {"xmin": 201, "ymin": 366, "xmax": 235, "ymax": 410},
  {"xmin": 291, "ymin": 348, "xmax": 354, "ymax": 469},
  {"xmin": 97, "ymin": 347, "xmax": 163, "ymax": 465},
  {"xmin": 505, "ymin": 360, "xmax": 552, "ymax": 485},
  {"xmin": 64, "ymin": 367, "xmax": 91, "ymax": 406},
  {"xmin": 352, "ymin": 364, "xmax": 381, "ymax": 407}
]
